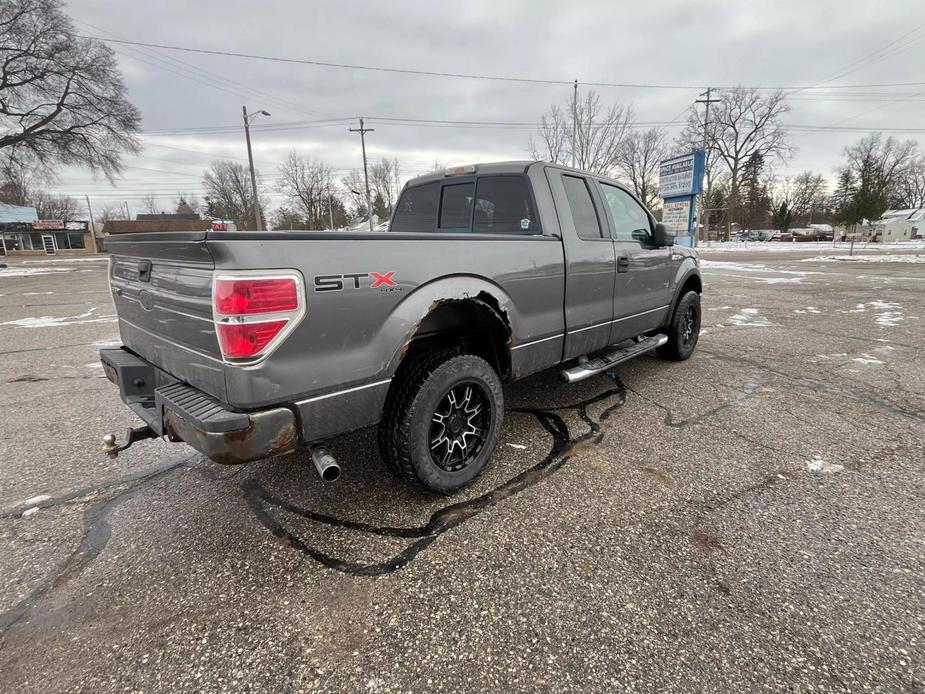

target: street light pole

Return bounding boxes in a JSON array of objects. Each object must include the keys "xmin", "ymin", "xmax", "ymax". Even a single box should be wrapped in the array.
[
  {"xmin": 349, "ymin": 118, "xmax": 375, "ymax": 232},
  {"xmin": 242, "ymin": 105, "xmax": 270, "ymax": 231}
]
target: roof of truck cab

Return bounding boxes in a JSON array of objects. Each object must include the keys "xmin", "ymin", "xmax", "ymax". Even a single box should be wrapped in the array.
[
  {"xmin": 404, "ymin": 161, "xmax": 541, "ymax": 187},
  {"xmin": 401, "ymin": 160, "xmax": 634, "ymax": 192}
]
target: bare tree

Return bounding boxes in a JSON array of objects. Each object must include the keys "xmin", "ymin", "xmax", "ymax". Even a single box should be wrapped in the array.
[
  {"xmin": 340, "ymin": 169, "xmax": 367, "ymax": 217},
  {"xmin": 616, "ymin": 127, "xmax": 668, "ymax": 209},
  {"xmin": 0, "ymin": 0, "xmax": 141, "ymax": 179},
  {"xmin": 140, "ymin": 194, "xmax": 161, "ymax": 215},
  {"xmin": 892, "ymin": 154, "xmax": 925, "ymax": 209},
  {"xmin": 529, "ymin": 90, "xmax": 634, "ymax": 175},
  {"xmin": 32, "ymin": 191, "xmax": 81, "ymax": 220},
  {"xmin": 679, "ymin": 87, "xmax": 792, "ymax": 239},
  {"xmin": 369, "ymin": 157, "xmax": 401, "ymax": 215},
  {"xmin": 277, "ymin": 151, "xmax": 336, "ymax": 229},
  {"xmin": 841, "ymin": 133, "xmax": 918, "ymax": 222},
  {"xmin": 788, "ymin": 171, "xmax": 828, "ymax": 223},
  {"xmin": 202, "ymin": 160, "xmax": 262, "ymax": 229}
]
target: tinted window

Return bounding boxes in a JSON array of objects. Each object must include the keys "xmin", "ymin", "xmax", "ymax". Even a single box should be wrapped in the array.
[
  {"xmin": 473, "ymin": 176, "xmax": 537, "ymax": 234},
  {"xmin": 562, "ymin": 175, "xmax": 602, "ymax": 240},
  {"xmin": 439, "ymin": 182, "xmax": 474, "ymax": 229},
  {"xmin": 391, "ymin": 182, "xmax": 439, "ymax": 232},
  {"xmin": 601, "ymin": 184, "xmax": 651, "ymax": 242}
]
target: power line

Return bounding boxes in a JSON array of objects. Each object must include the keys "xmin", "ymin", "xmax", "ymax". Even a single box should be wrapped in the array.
[{"xmin": 83, "ymin": 35, "xmax": 925, "ymax": 92}]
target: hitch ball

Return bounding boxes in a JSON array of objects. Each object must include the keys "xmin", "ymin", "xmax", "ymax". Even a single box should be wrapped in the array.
[{"xmin": 102, "ymin": 433, "xmax": 117, "ymax": 449}]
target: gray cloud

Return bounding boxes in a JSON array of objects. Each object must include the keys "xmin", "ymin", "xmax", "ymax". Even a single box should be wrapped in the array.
[{"xmin": 55, "ymin": 0, "xmax": 925, "ymax": 211}]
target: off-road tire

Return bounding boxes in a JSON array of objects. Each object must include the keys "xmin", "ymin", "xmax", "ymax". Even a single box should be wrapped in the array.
[
  {"xmin": 378, "ymin": 351, "xmax": 504, "ymax": 494},
  {"xmin": 657, "ymin": 290, "xmax": 701, "ymax": 361}
]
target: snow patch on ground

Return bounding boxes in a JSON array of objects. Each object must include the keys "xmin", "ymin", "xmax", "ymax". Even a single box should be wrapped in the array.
[
  {"xmin": 794, "ymin": 306, "xmax": 822, "ymax": 314},
  {"xmin": 806, "ymin": 456, "xmax": 844, "ymax": 474},
  {"xmin": 699, "ymin": 240, "xmax": 925, "ymax": 253},
  {"xmin": 0, "ymin": 266, "xmax": 74, "ymax": 278},
  {"xmin": 729, "ymin": 307, "xmax": 771, "ymax": 327},
  {"xmin": 2, "ymin": 307, "xmax": 117, "ymax": 328},
  {"xmin": 802, "ymin": 254, "xmax": 925, "ymax": 264},
  {"xmin": 852, "ymin": 354, "xmax": 884, "ymax": 365},
  {"xmin": 21, "ymin": 257, "xmax": 108, "ymax": 264}
]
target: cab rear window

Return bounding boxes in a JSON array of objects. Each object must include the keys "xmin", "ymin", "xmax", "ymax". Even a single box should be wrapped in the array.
[{"xmin": 391, "ymin": 175, "xmax": 538, "ymax": 234}]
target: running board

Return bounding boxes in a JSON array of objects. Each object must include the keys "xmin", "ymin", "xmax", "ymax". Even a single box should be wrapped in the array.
[{"xmin": 560, "ymin": 335, "xmax": 668, "ymax": 384}]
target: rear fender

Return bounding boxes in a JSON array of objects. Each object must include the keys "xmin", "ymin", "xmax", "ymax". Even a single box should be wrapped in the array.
[{"xmin": 383, "ymin": 275, "xmax": 517, "ymax": 377}]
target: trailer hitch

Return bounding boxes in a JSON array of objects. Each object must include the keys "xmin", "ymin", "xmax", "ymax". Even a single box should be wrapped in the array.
[{"xmin": 102, "ymin": 425, "xmax": 157, "ymax": 458}]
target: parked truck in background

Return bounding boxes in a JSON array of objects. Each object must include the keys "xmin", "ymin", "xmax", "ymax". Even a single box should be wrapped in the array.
[{"xmin": 100, "ymin": 161, "xmax": 702, "ymax": 493}]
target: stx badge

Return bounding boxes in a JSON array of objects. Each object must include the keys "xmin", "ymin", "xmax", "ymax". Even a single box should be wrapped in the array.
[{"xmin": 313, "ymin": 271, "xmax": 401, "ymax": 292}]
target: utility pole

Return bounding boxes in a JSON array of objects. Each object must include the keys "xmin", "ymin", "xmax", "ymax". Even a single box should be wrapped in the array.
[
  {"xmin": 85, "ymin": 195, "xmax": 99, "ymax": 253},
  {"xmin": 572, "ymin": 79, "xmax": 578, "ymax": 168},
  {"xmin": 328, "ymin": 179, "xmax": 335, "ymax": 230},
  {"xmin": 242, "ymin": 105, "xmax": 271, "ymax": 231},
  {"xmin": 694, "ymin": 87, "xmax": 720, "ymax": 246},
  {"xmin": 349, "ymin": 118, "xmax": 375, "ymax": 231}
]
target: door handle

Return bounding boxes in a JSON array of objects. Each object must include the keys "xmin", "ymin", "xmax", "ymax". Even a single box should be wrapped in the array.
[{"xmin": 617, "ymin": 255, "xmax": 629, "ymax": 273}]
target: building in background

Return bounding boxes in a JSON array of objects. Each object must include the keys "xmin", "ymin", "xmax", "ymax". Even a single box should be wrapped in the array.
[
  {"xmin": 1, "ymin": 202, "xmax": 94, "ymax": 255},
  {"xmin": 873, "ymin": 209, "xmax": 924, "ymax": 241}
]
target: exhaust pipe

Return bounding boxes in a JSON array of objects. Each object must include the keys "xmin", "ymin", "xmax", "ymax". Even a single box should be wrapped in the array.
[{"xmin": 310, "ymin": 446, "xmax": 341, "ymax": 482}]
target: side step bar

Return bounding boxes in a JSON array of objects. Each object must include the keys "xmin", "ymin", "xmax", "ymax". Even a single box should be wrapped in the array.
[{"xmin": 560, "ymin": 334, "xmax": 668, "ymax": 383}]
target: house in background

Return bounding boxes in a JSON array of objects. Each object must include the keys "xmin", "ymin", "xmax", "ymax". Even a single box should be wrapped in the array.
[{"xmin": 873, "ymin": 209, "xmax": 924, "ymax": 241}]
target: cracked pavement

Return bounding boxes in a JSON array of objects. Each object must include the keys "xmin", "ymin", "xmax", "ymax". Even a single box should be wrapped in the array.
[{"xmin": 0, "ymin": 251, "xmax": 923, "ymax": 692}]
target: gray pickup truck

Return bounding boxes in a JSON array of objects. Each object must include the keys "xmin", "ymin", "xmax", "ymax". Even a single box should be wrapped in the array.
[{"xmin": 101, "ymin": 161, "xmax": 702, "ymax": 493}]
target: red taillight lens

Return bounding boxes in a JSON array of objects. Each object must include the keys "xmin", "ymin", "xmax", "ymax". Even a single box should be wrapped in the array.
[
  {"xmin": 216, "ymin": 321, "xmax": 289, "ymax": 359},
  {"xmin": 214, "ymin": 277, "xmax": 298, "ymax": 315}
]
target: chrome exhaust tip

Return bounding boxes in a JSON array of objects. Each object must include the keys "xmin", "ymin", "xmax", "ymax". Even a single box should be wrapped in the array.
[{"xmin": 310, "ymin": 446, "xmax": 341, "ymax": 482}]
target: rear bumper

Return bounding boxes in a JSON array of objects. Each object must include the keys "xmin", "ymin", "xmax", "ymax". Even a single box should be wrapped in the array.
[{"xmin": 100, "ymin": 347, "xmax": 299, "ymax": 464}]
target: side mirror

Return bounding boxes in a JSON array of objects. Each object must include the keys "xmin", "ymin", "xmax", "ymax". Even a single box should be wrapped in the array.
[{"xmin": 653, "ymin": 222, "xmax": 675, "ymax": 247}]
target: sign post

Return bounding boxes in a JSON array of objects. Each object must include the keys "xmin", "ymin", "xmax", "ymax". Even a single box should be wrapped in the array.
[{"xmin": 658, "ymin": 151, "xmax": 705, "ymax": 247}]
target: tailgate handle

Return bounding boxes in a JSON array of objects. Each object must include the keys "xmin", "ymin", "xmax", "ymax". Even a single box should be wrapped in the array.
[{"xmin": 137, "ymin": 260, "xmax": 152, "ymax": 282}]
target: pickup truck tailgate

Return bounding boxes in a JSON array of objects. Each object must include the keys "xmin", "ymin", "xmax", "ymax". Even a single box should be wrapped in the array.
[{"xmin": 106, "ymin": 232, "xmax": 226, "ymax": 401}]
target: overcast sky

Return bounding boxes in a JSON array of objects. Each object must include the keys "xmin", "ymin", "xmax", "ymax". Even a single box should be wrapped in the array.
[{"xmin": 52, "ymin": 0, "xmax": 925, "ymax": 214}]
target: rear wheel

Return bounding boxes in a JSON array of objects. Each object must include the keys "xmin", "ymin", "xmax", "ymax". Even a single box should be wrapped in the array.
[
  {"xmin": 378, "ymin": 352, "xmax": 504, "ymax": 494},
  {"xmin": 657, "ymin": 290, "xmax": 701, "ymax": 361}
]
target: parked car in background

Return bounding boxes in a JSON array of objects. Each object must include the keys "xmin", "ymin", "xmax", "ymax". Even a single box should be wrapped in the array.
[{"xmin": 770, "ymin": 230, "xmax": 793, "ymax": 242}]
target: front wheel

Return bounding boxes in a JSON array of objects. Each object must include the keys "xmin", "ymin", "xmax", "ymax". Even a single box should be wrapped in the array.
[
  {"xmin": 378, "ymin": 353, "xmax": 504, "ymax": 494},
  {"xmin": 657, "ymin": 290, "xmax": 701, "ymax": 361}
]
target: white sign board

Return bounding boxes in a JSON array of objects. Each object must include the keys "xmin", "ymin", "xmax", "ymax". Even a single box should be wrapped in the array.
[
  {"xmin": 659, "ymin": 154, "xmax": 696, "ymax": 198},
  {"xmin": 662, "ymin": 198, "xmax": 692, "ymax": 236}
]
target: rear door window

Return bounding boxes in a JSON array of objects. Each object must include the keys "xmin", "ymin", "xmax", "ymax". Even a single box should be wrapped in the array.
[
  {"xmin": 391, "ymin": 182, "xmax": 440, "ymax": 232},
  {"xmin": 562, "ymin": 175, "xmax": 602, "ymax": 240},
  {"xmin": 472, "ymin": 176, "xmax": 538, "ymax": 234},
  {"xmin": 439, "ymin": 182, "xmax": 474, "ymax": 229}
]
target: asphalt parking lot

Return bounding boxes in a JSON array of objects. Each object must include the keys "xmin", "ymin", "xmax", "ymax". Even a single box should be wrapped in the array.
[{"xmin": 0, "ymin": 250, "xmax": 922, "ymax": 692}]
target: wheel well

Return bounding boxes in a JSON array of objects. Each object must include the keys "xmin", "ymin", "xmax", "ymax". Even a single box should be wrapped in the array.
[
  {"xmin": 401, "ymin": 294, "xmax": 512, "ymax": 380},
  {"xmin": 680, "ymin": 273, "xmax": 702, "ymax": 296}
]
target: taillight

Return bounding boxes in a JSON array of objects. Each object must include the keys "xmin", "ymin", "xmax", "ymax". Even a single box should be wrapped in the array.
[
  {"xmin": 212, "ymin": 272, "xmax": 305, "ymax": 362},
  {"xmin": 214, "ymin": 277, "xmax": 298, "ymax": 315}
]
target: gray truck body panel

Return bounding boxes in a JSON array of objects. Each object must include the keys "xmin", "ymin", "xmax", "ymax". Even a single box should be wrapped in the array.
[{"xmin": 104, "ymin": 161, "xmax": 700, "ymax": 456}]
